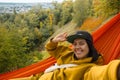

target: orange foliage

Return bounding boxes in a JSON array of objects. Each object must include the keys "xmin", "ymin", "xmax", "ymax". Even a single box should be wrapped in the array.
[
  {"xmin": 93, "ymin": 0, "xmax": 100, "ymax": 5},
  {"xmin": 80, "ymin": 17, "xmax": 105, "ymax": 33}
]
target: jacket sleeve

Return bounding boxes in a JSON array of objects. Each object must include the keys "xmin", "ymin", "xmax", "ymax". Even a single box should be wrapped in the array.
[
  {"xmin": 84, "ymin": 60, "xmax": 120, "ymax": 80},
  {"xmin": 45, "ymin": 40, "xmax": 71, "ymax": 59}
]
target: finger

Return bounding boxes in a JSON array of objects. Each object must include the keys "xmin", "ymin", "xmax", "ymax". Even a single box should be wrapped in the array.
[{"xmin": 63, "ymin": 32, "xmax": 68, "ymax": 37}]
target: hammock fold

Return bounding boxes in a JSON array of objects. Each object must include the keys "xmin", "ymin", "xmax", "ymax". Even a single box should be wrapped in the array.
[
  {"xmin": 0, "ymin": 57, "xmax": 56, "ymax": 79},
  {"xmin": 92, "ymin": 13, "xmax": 120, "ymax": 64},
  {"xmin": 0, "ymin": 13, "xmax": 120, "ymax": 80}
]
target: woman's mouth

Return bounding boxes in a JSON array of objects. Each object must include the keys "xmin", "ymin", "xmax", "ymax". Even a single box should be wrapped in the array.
[{"xmin": 75, "ymin": 49, "xmax": 83, "ymax": 54}]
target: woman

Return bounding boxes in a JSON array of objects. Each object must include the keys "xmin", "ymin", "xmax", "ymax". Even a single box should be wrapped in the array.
[{"xmin": 39, "ymin": 30, "xmax": 120, "ymax": 80}]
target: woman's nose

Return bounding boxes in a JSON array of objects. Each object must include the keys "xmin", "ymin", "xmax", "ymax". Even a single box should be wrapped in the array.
[{"xmin": 75, "ymin": 44, "xmax": 80, "ymax": 48}]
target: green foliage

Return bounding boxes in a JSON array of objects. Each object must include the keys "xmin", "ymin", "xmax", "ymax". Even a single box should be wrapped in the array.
[
  {"xmin": 52, "ymin": 1, "xmax": 73, "ymax": 27},
  {"xmin": 73, "ymin": 0, "xmax": 93, "ymax": 26},
  {"xmin": 14, "ymin": 14, "xmax": 27, "ymax": 27},
  {"xmin": 59, "ymin": 1, "xmax": 73, "ymax": 26},
  {"xmin": 52, "ymin": 2, "xmax": 62, "ymax": 25},
  {"xmin": 31, "ymin": 50, "xmax": 43, "ymax": 63},
  {"xmin": 39, "ymin": 26, "xmax": 54, "ymax": 45},
  {"xmin": 0, "ymin": 13, "xmax": 11, "ymax": 23},
  {"xmin": 0, "ymin": 27, "xmax": 34, "ymax": 73},
  {"xmin": 25, "ymin": 13, "xmax": 40, "ymax": 28},
  {"xmin": 93, "ymin": 0, "xmax": 120, "ymax": 17}
]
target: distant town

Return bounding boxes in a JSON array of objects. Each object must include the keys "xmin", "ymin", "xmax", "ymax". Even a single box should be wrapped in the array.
[{"xmin": 0, "ymin": 2, "xmax": 53, "ymax": 13}]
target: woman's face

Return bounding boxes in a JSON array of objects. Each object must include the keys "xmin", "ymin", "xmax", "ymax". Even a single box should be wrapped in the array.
[{"xmin": 72, "ymin": 38, "xmax": 89, "ymax": 59}]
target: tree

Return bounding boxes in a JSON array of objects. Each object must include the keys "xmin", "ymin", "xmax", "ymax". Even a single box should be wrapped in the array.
[
  {"xmin": 93, "ymin": 0, "xmax": 120, "ymax": 17},
  {"xmin": 73, "ymin": 0, "xmax": 93, "ymax": 26},
  {"xmin": 59, "ymin": 0, "xmax": 73, "ymax": 26},
  {"xmin": 0, "ymin": 27, "xmax": 34, "ymax": 73},
  {"xmin": 52, "ymin": 2, "xmax": 62, "ymax": 25}
]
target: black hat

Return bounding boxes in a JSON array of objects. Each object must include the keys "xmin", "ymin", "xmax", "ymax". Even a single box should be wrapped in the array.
[{"xmin": 67, "ymin": 30, "xmax": 93, "ymax": 43}]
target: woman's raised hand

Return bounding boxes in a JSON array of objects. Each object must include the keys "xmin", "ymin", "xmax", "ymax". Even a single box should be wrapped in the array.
[{"xmin": 52, "ymin": 32, "xmax": 67, "ymax": 43}]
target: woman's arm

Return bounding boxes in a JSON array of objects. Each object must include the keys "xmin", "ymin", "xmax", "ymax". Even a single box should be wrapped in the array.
[
  {"xmin": 117, "ymin": 63, "xmax": 120, "ymax": 80},
  {"xmin": 45, "ymin": 32, "xmax": 68, "ymax": 58},
  {"xmin": 52, "ymin": 32, "xmax": 67, "ymax": 43}
]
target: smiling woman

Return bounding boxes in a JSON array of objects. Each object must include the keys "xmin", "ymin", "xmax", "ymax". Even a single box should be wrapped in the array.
[{"xmin": 38, "ymin": 30, "xmax": 120, "ymax": 80}]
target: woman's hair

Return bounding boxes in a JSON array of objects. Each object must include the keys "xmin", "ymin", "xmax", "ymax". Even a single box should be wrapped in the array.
[
  {"xmin": 86, "ymin": 40, "xmax": 100, "ymax": 62},
  {"xmin": 67, "ymin": 30, "xmax": 100, "ymax": 62}
]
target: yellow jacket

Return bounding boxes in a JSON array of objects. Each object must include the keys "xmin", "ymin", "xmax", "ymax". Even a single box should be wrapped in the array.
[{"xmin": 39, "ymin": 41, "xmax": 120, "ymax": 80}]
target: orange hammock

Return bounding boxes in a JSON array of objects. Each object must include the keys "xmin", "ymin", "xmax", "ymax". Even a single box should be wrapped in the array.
[{"xmin": 0, "ymin": 13, "xmax": 120, "ymax": 80}]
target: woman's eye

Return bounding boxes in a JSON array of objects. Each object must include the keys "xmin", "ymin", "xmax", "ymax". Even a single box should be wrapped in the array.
[
  {"xmin": 73, "ymin": 42, "xmax": 85, "ymax": 46},
  {"xmin": 79, "ymin": 42, "xmax": 85, "ymax": 45}
]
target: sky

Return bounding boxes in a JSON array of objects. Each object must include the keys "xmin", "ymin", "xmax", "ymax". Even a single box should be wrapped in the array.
[{"xmin": 0, "ymin": 0, "xmax": 64, "ymax": 3}]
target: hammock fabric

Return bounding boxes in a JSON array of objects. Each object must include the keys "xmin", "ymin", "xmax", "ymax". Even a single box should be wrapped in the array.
[{"xmin": 0, "ymin": 13, "xmax": 120, "ymax": 80}]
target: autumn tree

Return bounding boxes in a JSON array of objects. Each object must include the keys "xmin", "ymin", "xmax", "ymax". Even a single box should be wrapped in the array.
[
  {"xmin": 93, "ymin": 0, "xmax": 120, "ymax": 17},
  {"xmin": 73, "ymin": 0, "xmax": 93, "ymax": 26},
  {"xmin": 59, "ymin": 0, "xmax": 73, "ymax": 26}
]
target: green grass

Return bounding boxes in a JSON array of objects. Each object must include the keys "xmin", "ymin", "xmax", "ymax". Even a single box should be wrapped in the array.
[{"xmin": 40, "ymin": 51, "xmax": 50, "ymax": 60}]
